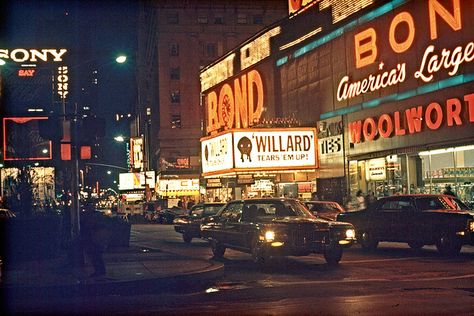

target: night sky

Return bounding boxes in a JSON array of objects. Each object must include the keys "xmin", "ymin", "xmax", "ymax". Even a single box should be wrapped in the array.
[{"xmin": 1, "ymin": 0, "xmax": 139, "ymax": 187}]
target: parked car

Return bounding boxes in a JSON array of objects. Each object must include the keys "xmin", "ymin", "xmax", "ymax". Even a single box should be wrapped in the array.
[
  {"xmin": 157, "ymin": 206, "xmax": 188, "ymax": 224},
  {"xmin": 200, "ymin": 198, "xmax": 356, "ymax": 265},
  {"xmin": 173, "ymin": 202, "xmax": 225, "ymax": 243},
  {"xmin": 0, "ymin": 208, "xmax": 16, "ymax": 220},
  {"xmin": 336, "ymin": 194, "xmax": 474, "ymax": 256},
  {"xmin": 305, "ymin": 201, "xmax": 345, "ymax": 221}
]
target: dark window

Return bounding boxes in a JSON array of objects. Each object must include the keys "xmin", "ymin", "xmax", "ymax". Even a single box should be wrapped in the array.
[
  {"xmin": 237, "ymin": 13, "xmax": 247, "ymax": 24},
  {"xmin": 170, "ymin": 67, "xmax": 180, "ymax": 80},
  {"xmin": 220, "ymin": 202, "xmax": 243, "ymax": 221},
  {"xmin": 170, "ymin": 90, "xmax": 180, "ymax": 103},
  {"xmin": 214, "ymin": 16, "xmax": 224, "ymax": 24},
  {"xmin": 253, "ymin": 14, "xmax": 263, "ymax": 24},
  {"xmin": 206, "ymin": 43, "xmax": 217, "ymax": 58},
  {"xmin": 197, "ymin": 15, "xmax": 208, "ymax": 24},
  {"xmin": 171, "ymin": 114, "xmax": 181, "ymax": 129},
  {"xmin": 170, "ymin": 43, "xmax": 179, "ymax": 56},
  {"xmin": 167, "ymin": 12, "xmax": 179, "ymax": 24}
]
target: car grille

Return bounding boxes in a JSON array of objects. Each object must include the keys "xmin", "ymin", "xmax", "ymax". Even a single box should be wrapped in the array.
[{"xmin": 290, "ymin": 224, "xmax": 326, "ymax": 247}]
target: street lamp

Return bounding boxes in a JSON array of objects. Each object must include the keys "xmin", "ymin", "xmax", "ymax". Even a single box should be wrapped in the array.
[{"xmin": 116, "ymin": 55, "xmax": 127, "ymax": 64}]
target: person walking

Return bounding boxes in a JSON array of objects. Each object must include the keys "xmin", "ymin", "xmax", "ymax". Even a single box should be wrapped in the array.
[
  {"xmin": 356, "ymin": 190, "xmax": 366, "ymax": 210},
  {"xmin": 443, "ymin": 185, "xmax": 456, "ymax": 197}
]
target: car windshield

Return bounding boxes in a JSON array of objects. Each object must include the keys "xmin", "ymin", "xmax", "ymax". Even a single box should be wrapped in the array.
[
  {"xmin": 203, "ymin": 204, "xmax": 224, "ymax": 216},
  {"xmin": 246, "ymin": 200, "xmax": 313, "ymax": 219},
  {"xmin": 415, "ymin": 196, "xmax": 470, "ymax": 211}
]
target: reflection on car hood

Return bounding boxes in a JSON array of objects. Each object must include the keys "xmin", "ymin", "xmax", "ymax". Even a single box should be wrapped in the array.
[
  {"xmin": 269, "ymin": 217, "xmax": 329, "ymax": 224},
  {"xmin": 424, "ymin": 209, "xmax": 474, "ymax": 216}
]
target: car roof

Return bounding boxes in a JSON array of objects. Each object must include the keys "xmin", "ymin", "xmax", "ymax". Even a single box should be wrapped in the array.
[{"xmin": 379, "ymin": 194, "xmax": 457, "ymax": 198}]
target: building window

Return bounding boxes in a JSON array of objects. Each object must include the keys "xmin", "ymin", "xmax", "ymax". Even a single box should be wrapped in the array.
[
  {"xmin": 214, "ymin": 15, "xmax": 224, "ymax": 24},
  {"xmin": 171, "ymin": 114, "xmax": 182, "ymax": 129},
  {"xmin": 237, "ymin": 13, "xmax": 247, "ymax": 24},
  {"xmin": 197, "ymin": 15, "xmax": 208, "ymax": 24},
  {"xmin": 206, "ymin": 43, "xmax": 217, "ymax": 58},
  {"xmin": 253, "ymin": 15, "xmax": 263, "ymax": 24},
  {"xmin": 170, "ymin": 67, "xmax": 180, "ymax": 80},
  {"xmin": 170, "ymin": 90, "xmax": 180, "ymax": 103},
  {"xmin": 167, "ymin": 12, "xmax": 179, "ymax": 24},
  {"xmin": 170, "ymin": 43, "xmax": 179, "ymax": 56}
]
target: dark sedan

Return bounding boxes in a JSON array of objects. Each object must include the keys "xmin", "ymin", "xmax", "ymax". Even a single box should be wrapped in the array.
[
  {"xmin": 200, "ymin": 198, "xmax": 356, "ymax": 266},
  {"xmin": 337, "ymin": 194, "xmax": 474, "ymax": 256},
  {"xmin": 173, "ymin": 202, "xmax": 225, "ymax": 243}
]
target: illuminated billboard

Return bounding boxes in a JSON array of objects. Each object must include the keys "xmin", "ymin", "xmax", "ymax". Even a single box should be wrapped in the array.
[
  {"xmin": 3, "ymin": 117, "xmax": 52, "ymax": 161},
  {"xmin": 201, "ymin": 128, "xmax": 318, "ymax": 177},
  {"xmin": 118, "ymin": 171, "xmax": 155, "ymax": 191}
]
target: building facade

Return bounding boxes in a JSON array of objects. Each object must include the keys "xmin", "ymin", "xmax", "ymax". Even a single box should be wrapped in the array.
[
  {"xmin": 137, "ymin": 0, "xmax": 288, "ymax": 200},
  {"xmin": 200, "ymin": 0, "xmax": 474, "ymax": 204}
]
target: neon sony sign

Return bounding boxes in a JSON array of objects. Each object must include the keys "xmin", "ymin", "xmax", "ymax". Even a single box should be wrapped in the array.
[
  {"xmin": 0, "ymin": 48, "xmax": 67, "ymax": 63},
  {"xmin": 348, "ymin": 92, "xmax": 474, "ymax": 144},
  {"xmin": 205, "ymin": 69, "xmax": 264, "ymax": 135},
  {"xmin": 337, "ymin": 0, "xmax": 469, "ymax": 102}
]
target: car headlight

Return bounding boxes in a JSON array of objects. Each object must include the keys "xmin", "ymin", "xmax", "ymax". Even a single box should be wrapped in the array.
[
  {"xmin": 264, "ymin": 230, "xmax": 275, "ymax": 242},
  {"xmin": 345, "ymin": 228, "xmax": 356, "ymax": 239},
  {"xmin": 469, "ymin": 221, "xmax": 474, "ymax": 232}
]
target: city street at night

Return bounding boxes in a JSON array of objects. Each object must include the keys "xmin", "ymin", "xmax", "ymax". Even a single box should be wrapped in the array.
[{"xmin": 6, "ymin": 224, "xmax": 474, "ymax": 315}]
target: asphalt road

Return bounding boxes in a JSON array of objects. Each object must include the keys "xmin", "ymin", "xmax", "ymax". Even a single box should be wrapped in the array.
[{"xmin": 9, "ymin": 224, "xmax": 474, "ymax": 315}]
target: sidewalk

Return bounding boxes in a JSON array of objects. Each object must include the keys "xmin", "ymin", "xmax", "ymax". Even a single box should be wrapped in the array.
[{"xmin": 0, "ymin": 245, "xmax": 224, "ymax": 298}]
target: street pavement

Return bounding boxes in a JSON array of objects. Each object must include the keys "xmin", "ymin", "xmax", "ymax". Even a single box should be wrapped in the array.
[{"xmin": 0, "ymin": 240, "xmax": 224, "ymax": 299}]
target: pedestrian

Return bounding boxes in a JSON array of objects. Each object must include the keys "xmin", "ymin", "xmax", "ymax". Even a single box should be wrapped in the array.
[
  {"xmin": 365, "ymin": 190, "xmax": 376, "ymax": 208},
  {"xmin": 80, "ymin": 204, "xmax": 110, "ymax": 278},
  {"xmin": 356, "ymin": 190, "xmax": 366, "ymax": 210},
  {"xmin": 442, "ymin": 185, "xmax": 456, "ymax": 197}
]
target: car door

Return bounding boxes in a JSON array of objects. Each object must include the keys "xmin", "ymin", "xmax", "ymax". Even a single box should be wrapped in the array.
[
  {"xmin": 370, "ymin": 198, "xmax": 399, "ymax": 241},
  {"xmin": 221, "ymin": 202, "xmax": 244, "ymax": 246},
  {"xmin": 390, "ymin": 197, "xmax": 416, "ymax": 242}
]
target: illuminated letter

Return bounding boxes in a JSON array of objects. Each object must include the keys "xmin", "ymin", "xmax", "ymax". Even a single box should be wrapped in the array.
[
  {"xmin": 206, "ymin": 91, "xmax": 219, "ymax": 133},
  {"xmin": 30, "ymin": 49, "xmax": 49, "ymax": 62},
  {"xmin": 394, "ymin": 111, "xmax": 406, "ymax": 136},
  {"xmin": 464, "ymin": 93, "xmax": 474, "ymax": 122},
  {"xmin": 0, "ymin": 49, "xmax": 8, "ymax": 59},
  {"xmin": 218, "ymin": 84, "xmax": 235, "ymax": 129},
  {"xmin": 429, "ymin": 0, "xmax": 461, "ymax": 40},
  {"xmin": 425, "ymin": 102, "xmax": 443, "ymax": 130},
  {"xmin": 234, "ymin": 75, "xmax": 248, "ymax": 129},
  {"xmin": 354, "ymin": 28, "xmax": 377, "ymax": 69},
  {"xmin": 405, "ymin": 106, "xmax": 423, "ymax": 134},
  {"xmin": 378, "ymin": 114, "xmax": 393, "ymax": 138},
  {"xmin": 446, "ymin": 98, "xmax": 462, "ymax": 126},
  {"xmin": 363, "ymin": 118, "xmax": 377, "ymax": 141},
  {"xmin": 48, "ymin": 49, "xmax": 68, "ymax": 62},
  {"xmin": 10, "ymin": 49, "xmax": 29, "ymax": 62},
  {"xmin": 348, "ymin": 121, "xmax": 363, "ymax": 144},
  {"xmin": 389, "ymin": 12, "xmax": 415, "ymax": 53},
  {"xmin": 247, "ymin": 70, "xmax": 264, "ymax": 125}
]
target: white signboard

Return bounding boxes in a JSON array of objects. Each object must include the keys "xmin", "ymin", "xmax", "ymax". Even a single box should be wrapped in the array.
[
  {"xmin": 158, "ymin": 179, "xmax": 200, "ymax": 191},
  {"xmin": 119, "ymin": 171, "xmax": 156, "ymax": 191},
  {"xmin": 366, "ymin": 158, "xmax": 386, "ymax": 181},
  {"xmin": 233, "ymin": 129, "xmax": 317, "ymax": 169},
  {"xmin": 201, "ymin": 132, "xmax": 234, "ymax": 174}
]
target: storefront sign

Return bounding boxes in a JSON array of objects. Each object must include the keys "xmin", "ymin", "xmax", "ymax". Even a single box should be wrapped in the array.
[
  {"xmin": 0, "ymin": 48, "xmax": 67, "ymax": 63},
  {"xmin": 237, "ymin": 174, "xmax": 255, "ymax": 185},
  {"xmin": 201, "ymin": 132, "xmax": 233, "ymax": 174},
  {"xmin": 233, "ymin": 128, "xmax": 317, "ymax": 169},
  {"xmin": 130, "ymin": 137, "xmax": 144, "ymax": 171},
  {"xmin": 337, "ymin": 0, "xmax": 470, "ymax": 102},
  {"xmin": 206, "ymin": 178, "xmax": 223, "ymax": 188},
  {"xmin": 205, "ymin": 69, "xmax": 264, "ymax": 134},
  {"xmin": 366, "ymin": 158, "xmax": 386, "ymax": 181},
  {"xmin": 119, "ymin": 171, "xmax": 156, "ymax": 191},
  {"xmin": 349, "ymin": 92, "xmax": 474, "ymax": 144},
  {"xmin": 158, "ymin": 179, "xmax": 199, "ymax": 192}
]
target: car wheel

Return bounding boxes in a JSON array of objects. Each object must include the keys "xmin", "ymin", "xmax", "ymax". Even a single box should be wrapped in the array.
[
  {"xmin": 436, "ymin": 233, "xmax": 462, "ymax": 256},
  {"xmin": 408, "ymin": 241, "xmax": 424, "ymax": 249},
  {"xmin": 324, "ymin": 242, "xmax": 343, "ymax": 266},
  {"xmin": 183, "ymin": 233, "xmax": 192, "ymax": 243},
  {"xmin": 359, "ymin": 231, "xmax": 379, "ymax": 251},
  {"xmin": 251, "ymin": 237, "xmax": 267, "ymax": 265},
  {"xmin": 210, "ymin": 240, "xmax": 226, "ymax": 258}
]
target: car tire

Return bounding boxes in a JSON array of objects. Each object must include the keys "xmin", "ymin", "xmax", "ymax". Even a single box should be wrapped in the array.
[
  {"xmin": 210, "ymin": 240, "xmax": 226, "ymax": 258},
  {"xmin": 183, "ymin": 233, "xmax": 192, "ymax": 243},
  {"xmin": 436, "ymin": 233, "xmax": 462, "ymax": 256},
  {"xmin": 408, "ymin": 241, "xmax": 424, "ymax": 249},
  {"xmin": 359, "ymin": 231, "xmax": 379, "ymax": 251},
  {"xmin": 251, "ymin": 237, "xmax": 267, "ymax": 265},
  {"xmin": 324, "ymin": 242, "xmax": 343, "ymax": 266}
]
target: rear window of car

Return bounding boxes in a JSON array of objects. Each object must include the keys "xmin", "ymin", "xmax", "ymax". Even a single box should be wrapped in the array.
[
  {"xmin": 246, "ymin": 200, "xmax": 312, "ymax": 218},
  {"xmin": 415, "ymin": 196, "xmax": 469, "ymax": 211}
]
